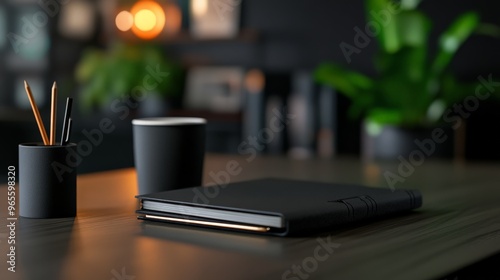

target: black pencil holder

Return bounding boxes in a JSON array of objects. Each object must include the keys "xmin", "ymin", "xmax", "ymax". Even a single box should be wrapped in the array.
[{"xmin": 19, "ymin": 143, "xmax": 77, "ymax": 218}]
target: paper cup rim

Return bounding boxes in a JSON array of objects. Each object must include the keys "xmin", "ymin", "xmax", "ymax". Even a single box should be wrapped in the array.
[{"xmin": 132, "ymin": 117, "xmax": 206, "ymax": 126}]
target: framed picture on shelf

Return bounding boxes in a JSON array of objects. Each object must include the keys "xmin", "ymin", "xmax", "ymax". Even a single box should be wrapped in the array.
[
  {"xmin": 184, "ymin": 66, "xmax": 244, "ymax": 113},
  {"xmin": 189, "ymin": 0, "xmax": 241, "ymax": 39},
  {"xmin": 58, "ymin": 0, "xmax": 96, "ymax": 40}
]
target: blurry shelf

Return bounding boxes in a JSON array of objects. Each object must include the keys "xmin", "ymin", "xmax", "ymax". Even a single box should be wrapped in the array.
[{"xmin": 116, "ymin": 29, "xmax": 260, "ymax": 45}]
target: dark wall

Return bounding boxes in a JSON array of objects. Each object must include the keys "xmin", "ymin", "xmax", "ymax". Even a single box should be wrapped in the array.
[{"xmin": 241, "ymin": 0, "xmax": 500, "ymax": 75}]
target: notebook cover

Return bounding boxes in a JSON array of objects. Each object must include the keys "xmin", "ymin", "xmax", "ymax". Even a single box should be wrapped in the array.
[{"xmin": 136, "ymin": 178, "xmax": 422, "ymax": 236}]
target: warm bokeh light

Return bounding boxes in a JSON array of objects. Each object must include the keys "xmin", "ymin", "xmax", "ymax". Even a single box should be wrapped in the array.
[
  {"xmin": 131, "ymin": 1, "xmax": 165, "ymax": 39},
  {"xmin": 115, "ymin": 1, "xmax": 179, "ymax": 39},
  {"xmin": 115, "ymin": 10, "xmax": 134, "ymax": 32},
  {"xmin": 163, "ymin": 3, "xmax": 182, "ymax": 35},
  {"xmin": 244, "ymin": 69, "xmax": 265, "ymax": 94},
  {"xmin": 191, "ymin": 0, "xmax": 208, "ymax": 17},
  {"xmin": 135, "ymin": 9, "xmax": 157, "ymax": 31}
]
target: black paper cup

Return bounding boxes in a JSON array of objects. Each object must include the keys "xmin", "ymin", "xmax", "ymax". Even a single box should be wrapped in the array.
[
  {"xmin": 19, "ymin": 143, "xmax": 77, "ymax": 218},
  {"xmin": 132, "ymin": 117, "xmax": 206, "ymax": 195}
]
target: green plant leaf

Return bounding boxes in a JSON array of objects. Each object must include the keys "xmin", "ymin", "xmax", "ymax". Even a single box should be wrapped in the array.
[
  {"xmin": 375, "ymin": 11, "xmax": 430, "ymax": 81},
  {"xmin": 348, "ymin": 89, "xmax": 375, "ymax": 118},
  {"xmin": 400, "ymin": 0, "xmax": 422, "ymax": 10},
  {"xmin": 366, "ymin": 108, "xmax": 404, "ymax": 125},
  {"xmin": 396, "ymin": 10, "xmax": 431, "ymax": 47},
  {"xmin": 430, "ymin": 12, "xmax": 480, "ymax": 79},
  {"xmin": 366, "ymin": 0, "xmax": 401, "ymax": 53},
  {"xmin": 314, "ymin": 63, "xmax": 373, "ymax": 98},
  {"xmin": 440, "ymin": 74, "xmax": 479, "ymax": 105},
  {"xmin": 315, "ymin": 63, "xmax": 375, "ymax": 118}
]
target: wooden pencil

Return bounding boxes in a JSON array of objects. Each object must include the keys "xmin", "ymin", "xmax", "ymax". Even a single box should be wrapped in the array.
[
  {"xmin": 24, "ymin": 81, "xmax": 49, "ymax": 145},
  {"xmin": 50, "ymin": 82, "xmax": 57, "ymax": 145}
]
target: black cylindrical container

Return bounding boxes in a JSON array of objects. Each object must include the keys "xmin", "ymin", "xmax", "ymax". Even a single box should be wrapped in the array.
[
  {"xmin": 132, "ymin": 118, "xmax": 206, "ymax": 195},
  {"xmin": 19, "ymin": 143, "xmax": 77, "ymax": 218}
]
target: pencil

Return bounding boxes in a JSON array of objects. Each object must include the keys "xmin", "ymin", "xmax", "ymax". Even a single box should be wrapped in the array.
[
  {"xmin": 50, "ymin": 82, "xmax": 57, "ymax": 145},
  {"xmin": 24, "ymin": 81, "xmax": 49, "ymax": 145}
]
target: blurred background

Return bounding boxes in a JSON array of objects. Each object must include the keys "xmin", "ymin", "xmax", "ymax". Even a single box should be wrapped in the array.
[{"xmin": 1, "ymin": 0, "xmax": 500, "ymax": 175}]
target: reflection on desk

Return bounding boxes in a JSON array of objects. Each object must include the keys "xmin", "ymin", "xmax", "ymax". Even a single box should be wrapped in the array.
[{"xmin": 140, "ymin": 221, "xmax": 306, "ymax": 258}]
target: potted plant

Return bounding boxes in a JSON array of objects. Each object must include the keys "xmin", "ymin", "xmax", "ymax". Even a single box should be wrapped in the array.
[
  {"xmin": 315, "ymin": 0, "xmax": 499, "ymax": 161},
  {"xmin": 75, "ymin": 42, "xmax": 182, "ymax": 117}
]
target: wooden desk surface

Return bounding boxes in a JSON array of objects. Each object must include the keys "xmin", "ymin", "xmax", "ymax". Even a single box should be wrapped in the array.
[{"xmin": 1, "ymin": 155, "xmax": 500, "ymax": 280}]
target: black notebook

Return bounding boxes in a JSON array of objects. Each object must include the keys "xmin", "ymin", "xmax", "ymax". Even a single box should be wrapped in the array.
[{"xmin": 136, "ymin": 178, "xmax": 422, "ymax": 236}]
